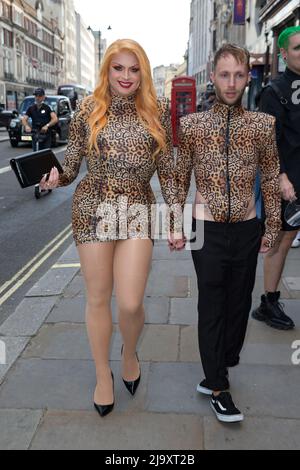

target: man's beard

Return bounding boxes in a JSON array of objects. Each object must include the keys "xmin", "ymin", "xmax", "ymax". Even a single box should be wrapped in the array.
[
  {"xmin": 35, "ymin": 100, "xmax": 44, "ymax": 108},
  {"xmin": 214, "ymin": 87, "xmax": 245, "ymax": 106}
]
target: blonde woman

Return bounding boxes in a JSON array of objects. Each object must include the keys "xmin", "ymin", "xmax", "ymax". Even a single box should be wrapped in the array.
[{"xmin": 40, "ymin": 39, "xmax": 183, "ymax": 417}]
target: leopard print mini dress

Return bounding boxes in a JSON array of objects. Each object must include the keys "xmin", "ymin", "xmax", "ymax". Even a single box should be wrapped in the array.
[{"xmin": 58, "ymin": 92, "xmax": 179, "ymax": 245}]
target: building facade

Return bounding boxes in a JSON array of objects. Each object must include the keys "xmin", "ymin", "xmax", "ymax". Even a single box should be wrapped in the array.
[
  {"xmin": 0, "ymin": 0, "xmax": 64, "ymax": 109},
  {"xmin": 188, "ymin": 0, "xmax": 213, "ymax": 102},
  {"xmin": 60, "ymin": 0, "xmax": 77, "ymax": 86},
  {"xmin": 153, "ymin": 62, "xmax": 187, "ymax": 100},
  {"xmin": 88, "ymin": 28, "xmax": 107, "ymax": 88},
  {"xmin": 153, "ymin": 65, "xmax": 167, "ymax": 97},
  {"xmin": 75, "ymin": 12, "xmax": 95, "ymax": 92},
  {"xmin": 164, "ymin": 61, "xmax": 188, "ymax": 100},
  {"xmin": 210, "ymin": 0, "xmax": 246, "ymax": 62}
]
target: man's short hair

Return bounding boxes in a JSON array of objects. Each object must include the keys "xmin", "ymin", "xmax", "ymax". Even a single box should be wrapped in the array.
[
  {"xmin": 278, "ymin": 26, "xmax": 300, "ymax": 50},
  {"xmin": 214, "ymin": 44, "xmax": 250, "ymax": 71}
]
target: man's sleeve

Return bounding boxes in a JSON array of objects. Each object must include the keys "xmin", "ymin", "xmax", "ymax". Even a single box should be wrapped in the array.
[
  {"xmin": 156, "ymin": 98, "xmax": 182, "ymax": 233},
  {"xmin": 25, "ymin": 106, "xmax": 32, "ymax": 118},
  {"xmin": 46, "ymin": 105, "xmax": 53, "ymax": 120},
  {"xmin": 176, "ymin": 117, "xmax": 194, "ymax": 210},
  {"xmin": 260, "ymin": 86, "xmax": 287, "ymax": 174}
]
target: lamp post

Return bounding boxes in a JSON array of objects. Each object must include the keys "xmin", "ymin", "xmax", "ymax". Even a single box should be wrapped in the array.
[{"xmin": 88, "ymin": 26, "xmax": 112, "ymax": 67}]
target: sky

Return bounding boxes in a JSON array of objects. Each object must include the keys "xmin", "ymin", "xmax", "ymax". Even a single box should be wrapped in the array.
[{"xmin": 73, "ymin": 0, "xmax": 191, "ymax": 69}]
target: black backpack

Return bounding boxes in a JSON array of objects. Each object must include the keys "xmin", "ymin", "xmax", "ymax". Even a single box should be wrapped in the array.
[
  {"xmin": 255, "ymin": 80, "xmax": 289, "ymax": 112},
  {"xmin": 255, "ymin": 79, "xmax": 290, "ymax": 222}
]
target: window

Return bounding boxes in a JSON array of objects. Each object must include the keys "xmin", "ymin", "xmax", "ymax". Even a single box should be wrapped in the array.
[
  {"xmin": 3, "ymin": 28, "xmax": 13, "ymax": 48},
  {"xmin": 13, "ymin": 8, "xmax": 23, "ymax": 26},
  {"xmin": 256, "ymin": 0, "xmax": 267, "ymax": 9},
  {"xmin": 58, "ymin": 99, "xmax": 70, "ymax": 114},
  {"xmin": 43, "ymin": 50, "xmax": 54, "ymax": 65},
  {"xmin": 43, "ymin": 31, "xmax": 53, "ymax": 47},
  {"xmin": 3, "ymin": 57, "xmax": 8, "ymax": 73},
  {"xmin": 24, "ymin": 17, "xmax": 38, "ymax": 36},
  {"xmin": 213, "ymin": 1, "xmax": 218, "ymax": 20},
  {"xmin": 17, "ymin": 54, "xmax": 22, "ymax": 77},
  {"xmin": 213, "ymin": 30, "xmax": 217, "ymax": 52},
  {"xmin": 2, "ymin": 2, "xmax": 12, "ymax": 19},
  {"xmin": 25, "ymin": 41, "xmax": 38, "ymax": 59}
]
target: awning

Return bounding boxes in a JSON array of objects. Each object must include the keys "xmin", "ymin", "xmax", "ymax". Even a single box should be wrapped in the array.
[{"xmin": 250, "ymin": 53, "xmax": 266, "ymax": 66}]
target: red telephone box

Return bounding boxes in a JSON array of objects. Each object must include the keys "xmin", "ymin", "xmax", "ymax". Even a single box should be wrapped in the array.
[{"xmin": 171, "ymin": 76, "xmax": 196, "ymax": 146}]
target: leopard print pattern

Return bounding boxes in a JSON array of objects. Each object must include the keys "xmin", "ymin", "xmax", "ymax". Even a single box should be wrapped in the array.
[
  {"xmin": 176, "ymin": 101, "xmax": 281, "ymax": 248},
  {"xmin": 58, "ymin": 93, "xmax": 180, "ymax": 244}
]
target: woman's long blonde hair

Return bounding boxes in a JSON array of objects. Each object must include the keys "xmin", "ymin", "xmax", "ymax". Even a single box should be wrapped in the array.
[{"xmin": 84, "ymin": 39, "xmax": 167, "ymax": 157}]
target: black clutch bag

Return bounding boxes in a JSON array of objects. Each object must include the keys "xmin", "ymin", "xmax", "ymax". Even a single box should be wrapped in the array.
[{"xmin": 10, "ymin": 149, "xmax": 63, "ymax": 188}]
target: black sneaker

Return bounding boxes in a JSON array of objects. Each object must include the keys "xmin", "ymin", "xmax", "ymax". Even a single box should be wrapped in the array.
[
  {"xmin": 210, "ymin": 392, "xmax": 244, "ymax": 423},
  {"xmin": 252, "ymin": 292, "xmax": 295, "ymax": 330}
]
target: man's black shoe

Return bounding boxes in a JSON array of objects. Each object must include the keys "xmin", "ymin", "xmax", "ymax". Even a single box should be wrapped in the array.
[
  {"xmin": 252, "ymin": 292, "xmax": 295, "ymax": 330},
  {"xmin": 210, "ymin": 392, "xmax": 244, "ymax": 423}
]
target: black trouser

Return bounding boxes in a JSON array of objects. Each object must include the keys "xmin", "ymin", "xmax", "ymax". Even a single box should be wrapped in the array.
[
  {"xmin": 32, "ymin": 130, "xmax": 51, "ymax": 152},
  {"xmin": 191, "ymin": 217, "xmax": 261, "ymax": 391}
]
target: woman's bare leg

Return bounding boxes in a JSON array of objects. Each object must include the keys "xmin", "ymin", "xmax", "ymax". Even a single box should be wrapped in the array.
[
  {"xmin": 78, "ymin": 242, "xmax": 115, "ymax": 405},
  {"xmin": 114, "ymin": 239, "xmax": 153, "ymax": 380}
]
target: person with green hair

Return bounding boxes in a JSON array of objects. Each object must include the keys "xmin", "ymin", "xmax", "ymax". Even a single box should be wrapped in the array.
[
  {"xmin": 252, "ymin": 25, "xmax": 300, "ymax": 330},
  {"xmin": 277, "ymin": 25, "xmax": 300, "ymax": 50}
]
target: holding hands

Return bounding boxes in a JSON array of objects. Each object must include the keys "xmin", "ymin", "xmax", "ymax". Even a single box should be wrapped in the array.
[{"xmin": 168, "ymin": 232, "xmax": 186, "ymax": 251}]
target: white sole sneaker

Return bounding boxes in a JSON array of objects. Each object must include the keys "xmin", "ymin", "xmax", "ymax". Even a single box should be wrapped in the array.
[
  {"xmin": 196, "ymin": 384, "xmax": 212, "ymax": 395},
  {"xmin": 210, "ymin": 401, "xmax": 244, "ymax": 423}
]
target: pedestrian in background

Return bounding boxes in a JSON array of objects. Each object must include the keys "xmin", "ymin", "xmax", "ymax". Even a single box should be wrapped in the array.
[
  {"xmin": 22, "ymin": 88, "xmax": 58, "ymax": 152},
  {"xmin": 22, "ymin": 88, "xmax": 58, "ymax": 198},
  {"xmin": 252, "ymin": 26, "xmax": 300, "ymax": 330}
]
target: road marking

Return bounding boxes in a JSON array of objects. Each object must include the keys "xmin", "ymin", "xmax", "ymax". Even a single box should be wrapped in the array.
[
  {"xmin": 52, "ymin": 263, "xmax": 80, "ymax": 268},
  {"xmin": 0, "ymin": 228, "xmax": 73, "ymax": 306},
  {"xmin": 0, "ymin": 224, "xmax": 72, "ymax": 305},
  {"xmin": 55, "ymin": 145, "xmax": 67, "ymax": 154},
  {"xmin": 0, "ymin": 223, "xmax": 72, "ymax": 296},
  {"xmin": 0, "ymin": 166, "xmax": 11, "ymax": 174}
]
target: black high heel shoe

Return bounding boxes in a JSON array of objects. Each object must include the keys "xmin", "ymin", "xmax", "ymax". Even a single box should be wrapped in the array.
[
  {"xmin": 94, "ymin": 371, "xmax": 114, "ymax": 417},
  {"xmin": 121, "ymin": 345, "xmax": 141, "ymax": 396}
]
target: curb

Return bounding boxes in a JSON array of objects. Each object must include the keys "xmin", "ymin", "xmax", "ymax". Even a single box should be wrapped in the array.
[{"xmin": 0, "ymin": 242, "xmax": 79, "ymax": 385}]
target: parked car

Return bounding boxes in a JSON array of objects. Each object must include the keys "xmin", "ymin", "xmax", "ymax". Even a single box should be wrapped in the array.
[
  {"xmin": 8, "ymin": 95, "xmax": 73, "ymax": 148},
  {"xmin": 0, "ymin": 107, "xmax": 18, "ymax": 129}
]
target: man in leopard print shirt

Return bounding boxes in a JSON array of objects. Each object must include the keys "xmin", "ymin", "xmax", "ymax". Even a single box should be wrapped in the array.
[{"xmin": 176, "ymin": 44, "xmax": 281, "ymax": 423}]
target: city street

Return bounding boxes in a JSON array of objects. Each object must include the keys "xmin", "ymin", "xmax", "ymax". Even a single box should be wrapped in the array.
[
  {"xmin": 1, "ymin": 0, "xmax": 300, "ymax": 452},
  {"xmin": 0, "ymin": 131, "xmax": 86, "ymax": 323}
]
